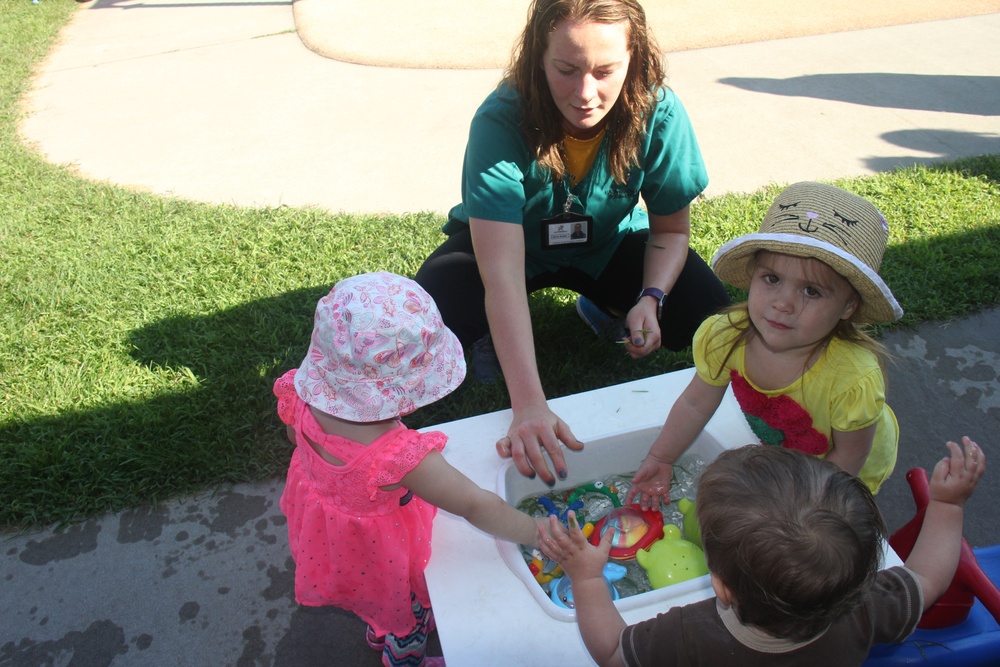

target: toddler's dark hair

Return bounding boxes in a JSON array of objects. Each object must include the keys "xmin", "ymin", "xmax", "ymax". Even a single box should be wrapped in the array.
[{"xmin": 696, "ymin": 445, "xmax": 885, "ymax": 641}]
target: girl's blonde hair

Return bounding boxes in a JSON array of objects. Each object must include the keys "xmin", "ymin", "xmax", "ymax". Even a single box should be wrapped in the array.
[
  {"xmin": 503, "ymin": 0, "xmax": 665, "ymax": 185},
  {"xmin": 706, "ymin": 252, "xmax": 889, "ymax": 383}
]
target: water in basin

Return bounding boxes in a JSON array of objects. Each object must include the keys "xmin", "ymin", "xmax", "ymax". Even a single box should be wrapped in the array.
[{"xmin": 496, "ymin": 426, "xmax": 728, "ymax": 621}]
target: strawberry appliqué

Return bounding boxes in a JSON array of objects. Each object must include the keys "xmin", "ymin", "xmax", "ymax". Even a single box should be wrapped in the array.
[{"xmin": 730, "ymin": 370, "xmax": 829, "ymax": 455}]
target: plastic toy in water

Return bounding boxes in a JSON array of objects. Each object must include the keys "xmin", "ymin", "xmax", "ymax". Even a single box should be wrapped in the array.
[
  {"xmin": 887, "ymin": 467, "xmax": 1000, "ymax": 629},
  {"xmin": 565, "ymin": 482, "xmax": 622, "ymax": 510},
  {"xmin": 537, "ymin": 496, "xmax": 582, "ymax": 525},
  {"xmin": 590, "ymin": 505, "xmax": 665, "ymax": 560},
  {"xmin": 550, "ymin": 562, "xmax": 628, "ymax": 609},
  {"xmin": 676, "ymin": 497, "xmax": 702, "ymax": 548},
  {"xmin": 635, "ymin": 524, "xmax": 709, "ymax": 590},
  {"xmin": 528, "ymin": 549, "xmax": 555, "ymax": 585},
  {"xmin": 529, "ymin": 523, "xmax": 595, "ymax": 585},
  {"xmin": 537, "ymin": 482, "xmax": 620, "ymax": 526}
]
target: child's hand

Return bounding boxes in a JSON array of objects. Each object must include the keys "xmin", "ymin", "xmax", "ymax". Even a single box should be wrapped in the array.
[
  {"xmin": 929, "ymin": 436, "xmax": 985, "ymax": 508},
  {"xmin": 539, "ymin": 511, "xmax": 612, "ymax": 584},
  {"xmin": 626, "ymin": 457, "xmax": 673, "ymax": 510},
  {"xmin": 532, "ymin": 517, "xmax": 553, "ymax": 548}
]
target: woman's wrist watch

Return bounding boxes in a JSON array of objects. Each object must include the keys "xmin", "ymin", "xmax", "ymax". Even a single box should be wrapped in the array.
[{"xmin": 636, "ymin": 287, "xmax": 666, "ymax": 320}]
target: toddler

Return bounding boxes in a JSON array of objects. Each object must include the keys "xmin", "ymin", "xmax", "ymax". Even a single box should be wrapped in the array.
[
  {"xmin": 542, "ymin": 439, "xmax": 985, "ymax": 666},
  {"xmin": 630, "ymin": 181, "xmax": 903, "ymax": 506},
  {"xmin": 275, "ymin": 272, "xmax": 542, "ymax": 667}
]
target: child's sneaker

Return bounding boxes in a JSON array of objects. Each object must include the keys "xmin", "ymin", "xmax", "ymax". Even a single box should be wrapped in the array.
[
  {"xmin": 366, "ymin": 626, "xmax": 385, "ymax": 651},
  {"xmin": 575, "ymin": 296, "xmax": 628, "ymax": 341}
]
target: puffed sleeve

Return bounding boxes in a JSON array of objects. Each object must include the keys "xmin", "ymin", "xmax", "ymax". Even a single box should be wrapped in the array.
[
  {"xmin": 830, "ymin": 366, "xmax": 886, "ymax": 432},
  {"xmin": 368, "ymin": 429, "xmax": 448, "ymax": 500},
  {"xmin": 273, "ymin": 369, "xmax": 299, "ymax": 426},
  {"xmin": 693, "ymin": 313, "xmax": 744, "ymax": 386}
]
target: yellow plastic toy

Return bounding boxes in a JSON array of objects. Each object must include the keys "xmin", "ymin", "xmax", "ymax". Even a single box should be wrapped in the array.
[
  {"xmin": 635, "ymin": 524, "xmax": 709, "ymax": 589},
  {"xmin": 676, "ymin": 497, "xmax": 703, "ymax": 548}
]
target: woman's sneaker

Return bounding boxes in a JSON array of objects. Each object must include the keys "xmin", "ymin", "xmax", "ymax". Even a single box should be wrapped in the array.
[
  {"xmin": 575, "ymin": 296, "xmax": 628, "ymax": 342},
  {"xmin": 472, "ymin": 334, "xmax": 502, "ymax": 383}
]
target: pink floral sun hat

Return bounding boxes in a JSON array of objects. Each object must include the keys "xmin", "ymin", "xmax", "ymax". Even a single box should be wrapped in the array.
[{"xmin": 294, "ymin": 272, "xmax": 466, "ymax": 422}]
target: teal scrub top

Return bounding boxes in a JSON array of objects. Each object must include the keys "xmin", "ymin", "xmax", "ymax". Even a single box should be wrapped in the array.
[{"xmin": 445, "ymin": 83, "xmax": 708, "ymax": 279}]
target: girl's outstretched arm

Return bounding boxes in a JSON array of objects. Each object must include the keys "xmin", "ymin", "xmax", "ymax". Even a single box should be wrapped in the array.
[
  {"xmin": 400, "ymin": 449, "xmax": 541, "ymax": 548},
  {"xmin": 627, "ymin": 375, "xmax": 727, "ymax": 509}
]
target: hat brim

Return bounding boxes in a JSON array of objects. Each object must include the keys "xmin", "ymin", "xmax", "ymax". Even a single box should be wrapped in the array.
[
  {"xmin": 294, "ymin": 327, "xmax": 467, "ymax": 422},
  {"xmin": 712, "ymin": 232, "xmax": 902, "ymax": 324}
]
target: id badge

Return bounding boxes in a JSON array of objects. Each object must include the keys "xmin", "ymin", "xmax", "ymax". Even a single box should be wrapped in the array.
[{"xmin": 540, "ymin": 212, "xmax": 593, "ymax": 249}]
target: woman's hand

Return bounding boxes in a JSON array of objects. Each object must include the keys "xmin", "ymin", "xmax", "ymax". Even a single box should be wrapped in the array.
[
  {"xmin": 496, "ymin": 402, "xmax": 584, "ymax": 486},
  {"xmin": 625, "ymin": 456, "xmax": 674, "ymax": 510},
  {"xmin": 623, "ymin": 297, "xmax": 662, "ymax": 359}
]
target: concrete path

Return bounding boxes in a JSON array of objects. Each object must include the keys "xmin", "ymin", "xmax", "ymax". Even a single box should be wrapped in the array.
[
  {"xmin": 19, "ymin": 2, "xmax": 1000, "ymax": 214},
  {"xmin": 5, "ymin": 2, "xmax": 1000, "ymax": 665}
]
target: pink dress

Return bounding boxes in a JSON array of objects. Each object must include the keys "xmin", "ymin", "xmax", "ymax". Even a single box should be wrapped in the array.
[{"xmin": 274, "ymin": 369, "xmax": 445, "ymax": 637}]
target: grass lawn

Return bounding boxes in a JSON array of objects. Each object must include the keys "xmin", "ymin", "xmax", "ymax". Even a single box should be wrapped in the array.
[{"xmin": 2, "ymin": 0, "xmax": 999, "ymax": 530}]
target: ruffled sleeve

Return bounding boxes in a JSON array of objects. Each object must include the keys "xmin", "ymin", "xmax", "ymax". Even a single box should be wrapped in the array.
[
  {"xmin": 367, "ymin": 429, "xmax": 448, "ymax": 501},
  {"xmin": 830, "ymin": 366, "xmax": 885, "ymax": 432},
  {"xmin": 273, "ymin": 369, "xmax": 299, "ymax": 426},
  {"xmin": 693, "ymin": 312, "xmax": 746, "ymax": 386}
]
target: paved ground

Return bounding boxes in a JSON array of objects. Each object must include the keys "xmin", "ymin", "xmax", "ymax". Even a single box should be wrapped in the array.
[{"xmin": 4, "ymin": 1, "xmax": 1000, "ymax": 666}]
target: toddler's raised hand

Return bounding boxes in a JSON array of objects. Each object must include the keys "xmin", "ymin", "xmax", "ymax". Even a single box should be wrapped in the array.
[
  {"xmin": 626, "ymin": 457, "xmax": 673, "ymax": 510},
  {"xmin": 929, "ymin": 436, "xmax": 985, "ymax": 508}
]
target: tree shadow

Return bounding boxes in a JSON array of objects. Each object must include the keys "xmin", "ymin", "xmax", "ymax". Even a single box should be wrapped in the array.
[
  {"xmin": 0, "ymin": 285, "xmax": 328, "ymax": 528},
  {"xmin": 718, "ymin": 73, "xmax": 1000, "ymax": 116},
  {"xmin": 880, "ymin": 226, "xmax": 1000, "ymax": 327},
  {"xmin": 5, "ymin": 216, "xmax": 999, "ymax": 528},
  {"xmin": 864, "ymin": 129, "xmax": 1000, "ymax": 175}
]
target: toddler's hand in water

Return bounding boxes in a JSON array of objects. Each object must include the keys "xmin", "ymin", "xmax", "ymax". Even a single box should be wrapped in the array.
[
  {"xmin": 626, "ymin": 457, "xmax": 673, "ymax": 510},
  {"xmin": 539, "ymin": 511, "xmax": 612, "ymax": 584}
]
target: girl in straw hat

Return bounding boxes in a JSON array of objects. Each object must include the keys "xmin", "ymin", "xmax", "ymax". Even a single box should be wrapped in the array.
[
  {"xmin": 274, "ymin": 272, "xmax": 542, "ymax": 667},
  {"xmin": 628, "ymin": 182, "xmax": 903, "ymax": 508}
]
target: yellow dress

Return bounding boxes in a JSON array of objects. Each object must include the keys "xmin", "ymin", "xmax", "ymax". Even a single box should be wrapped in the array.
[{"xmin": 694, "ymin": 313, "xmax": 898, "ymax": 493}]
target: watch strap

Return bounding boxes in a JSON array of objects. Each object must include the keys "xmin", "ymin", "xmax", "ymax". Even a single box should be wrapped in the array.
[{"xmin": 637, "ymin": 287, "xmax": 666, "ymax": 320}]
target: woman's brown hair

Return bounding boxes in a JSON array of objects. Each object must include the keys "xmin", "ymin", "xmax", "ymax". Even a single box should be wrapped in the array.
[{"xmin": 504, "ymin": 0, "xmax": 666, "ymax": 185}]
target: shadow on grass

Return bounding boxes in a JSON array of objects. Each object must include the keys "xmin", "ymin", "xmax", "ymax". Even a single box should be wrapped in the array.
[
  {"xmin": 4, "ymin": 215, "xmax": 998, "ymax": 529},
  {"xmin": 0, "ymin": 284, "xmax": 691, "ymax": 529},
  {"xmin": 881, "ymin": 226, "xmax": 1000, "ymax": 326},
  {"xmin": 0, "ymin": 285, "xmax": 329, "ymax": 529},
  {"xmin": 928, "ymin": 154, "xmax": 1000, "ymax": 187}
]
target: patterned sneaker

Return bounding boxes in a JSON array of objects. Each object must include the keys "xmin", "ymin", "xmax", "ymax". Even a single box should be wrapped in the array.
[
  {"xmin": 366, "ymin": 626, "xmax": 386, "ymax": 651},
  {"xmin": 575, "ymin": 296, "xmax": 628, "ymax": 342},
  {"xmin": 471, "ymin": 333, "xmax": 502, "ymax": 383}
]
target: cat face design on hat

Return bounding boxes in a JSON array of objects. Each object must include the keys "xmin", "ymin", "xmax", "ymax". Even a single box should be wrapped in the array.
[{"xmin": 712, "ymin": 182, "xmax": 903, "ymax": 324}]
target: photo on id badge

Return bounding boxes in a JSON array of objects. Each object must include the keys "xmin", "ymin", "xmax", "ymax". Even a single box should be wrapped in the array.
[{"xmin": 542, "ymin": 213, "xmax": 592, "ymax": 249}]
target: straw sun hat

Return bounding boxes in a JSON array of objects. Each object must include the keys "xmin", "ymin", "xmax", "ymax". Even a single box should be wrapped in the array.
[
  {"xmin": 711, "ymin": 181, "xmax": 903, "ymax": 324},
  {"xmin": 294, "ymin": 272, "xmax": 466, "ymax": 422}
]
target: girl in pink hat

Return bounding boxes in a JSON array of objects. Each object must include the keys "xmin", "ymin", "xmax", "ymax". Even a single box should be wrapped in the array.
[{"xmin": 274, "ymin": 272, "xmax": 542, "ymax": 667}]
